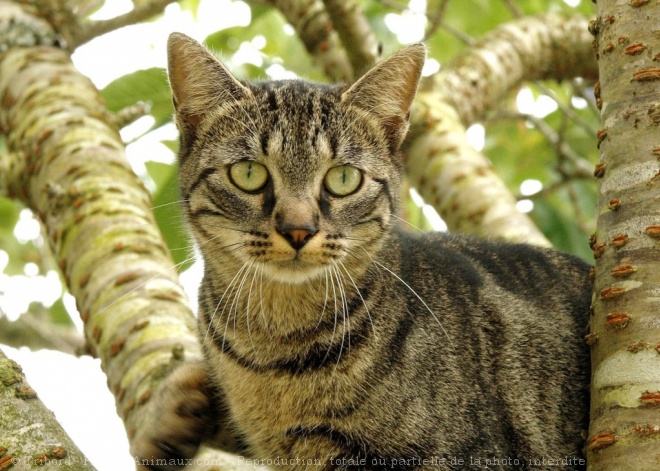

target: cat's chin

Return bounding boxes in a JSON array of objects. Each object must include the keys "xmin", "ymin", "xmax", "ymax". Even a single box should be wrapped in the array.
[{"xmin": 261, "ymin": 261, "xmax": 327, "ymax": 285}]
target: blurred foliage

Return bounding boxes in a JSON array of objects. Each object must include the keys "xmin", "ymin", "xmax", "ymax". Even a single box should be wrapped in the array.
[
  {"xmin": 101, "ymin": 68, "xmax": 173, "ymax": 130},
  {"xmin": 206, "ymin": 5, "xmax": 324, "ymax": 81},
  {"xmin": 0, "ymin": 0, "xmax": 600, "ymax": 334},
  {"xmin": 146, "ymin": 160, "xmax": 195, "ymax": 271},
  {"xmin": 0, "ymin": 196, "xmax": 27, "ymax": 275}
]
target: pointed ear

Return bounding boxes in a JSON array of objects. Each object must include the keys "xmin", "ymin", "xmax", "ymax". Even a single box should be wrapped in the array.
[
  {"xmin": 341, "ymin": 44, "xmax": 425, "ymax": 151},
  {"xmin": 167, "ymin": 33, "xmax": 251, "ymax": 128}
]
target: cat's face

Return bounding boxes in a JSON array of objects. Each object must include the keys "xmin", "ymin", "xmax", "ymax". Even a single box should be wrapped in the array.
[
  {"xmin": 179, "ymin": 82, "xmax": 401, "ymax": 284},
  {"xmin": 167, "ymin": 34, "xmax": 425, "ymax": 284}
]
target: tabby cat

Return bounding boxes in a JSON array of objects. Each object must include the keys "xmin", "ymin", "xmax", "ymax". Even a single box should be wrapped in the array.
[{"xmin": 132, "ymin": 33, "xmax": 592, "ymax": 470}]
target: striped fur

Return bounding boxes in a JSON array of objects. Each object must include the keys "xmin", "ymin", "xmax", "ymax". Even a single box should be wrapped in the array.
[{"xmin": 132, "ymin": 33, "xmax": 591, "ymax": 470}]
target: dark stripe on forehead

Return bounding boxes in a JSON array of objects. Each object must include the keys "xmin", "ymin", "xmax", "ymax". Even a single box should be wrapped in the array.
[
  {"xmin": 260, "ymin": 131, "xmax": 270, "ymax": 156},
  {"xmin": 267, "ymin": 88, "xmax": 278, "ymax": 111},
  {"xmin": 307, "ymin": 93, "xmax": 315, "ymax": 116}
]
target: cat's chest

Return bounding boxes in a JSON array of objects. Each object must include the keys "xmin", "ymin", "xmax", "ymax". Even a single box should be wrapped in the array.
[{"xmin": 217, "ymin": 352, "xmax": 374, "ymax": 450}]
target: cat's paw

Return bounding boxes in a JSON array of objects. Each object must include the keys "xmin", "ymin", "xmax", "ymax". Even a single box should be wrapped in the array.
[{"xmin": 132, "ymin": 361, "xmax": 217, "ymax": 470}]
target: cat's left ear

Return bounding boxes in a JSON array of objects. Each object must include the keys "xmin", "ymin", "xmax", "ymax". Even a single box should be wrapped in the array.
[{"xmin": 341, "ymin": 44, "xmax": 426, "ymax": 151}]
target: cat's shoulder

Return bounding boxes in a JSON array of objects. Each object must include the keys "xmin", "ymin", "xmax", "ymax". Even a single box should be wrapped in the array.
[{"xmin": 395, "ymin": 227, "xmax": 591, "ymax": 283}]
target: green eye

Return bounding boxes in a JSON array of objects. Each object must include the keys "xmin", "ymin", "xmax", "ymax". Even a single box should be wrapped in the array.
[
  {"xmin": 324, "ymin": 165, "xmax": 362, "ymax": 196},
  {"xmin": 229, "ymin": 161, "xmax": 269, "ymax": 192}
]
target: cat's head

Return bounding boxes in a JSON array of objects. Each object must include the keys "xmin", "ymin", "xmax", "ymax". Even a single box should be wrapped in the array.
[{"xmin": 167, "ymin": 33, "xmax": 425, "ymax": 284}]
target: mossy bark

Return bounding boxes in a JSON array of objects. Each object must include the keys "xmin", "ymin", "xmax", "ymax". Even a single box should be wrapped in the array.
[
  {"xmin": 0, "ymin": 348, "xmax": 96, "ymax": 470},
  {"xmin": 587, "ymin": 1, "xmax": 660, "ymax": 469},
  {"xmin": 0, "ymin": 1, "xmax": 214, "ymax": 467}
]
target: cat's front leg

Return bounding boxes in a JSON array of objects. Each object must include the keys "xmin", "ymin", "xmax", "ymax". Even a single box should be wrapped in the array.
[{"xmin": 131, "ymin": 361, "xmax": 222, "ymax": 470}]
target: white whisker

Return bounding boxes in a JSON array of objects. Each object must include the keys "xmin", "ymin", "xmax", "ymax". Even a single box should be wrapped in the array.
[
  {"xmin": 205, "ymin": 261, "xmax": 249, "ymax": 351},
  {"xmin": 337, "ymin": 260, "xmax": 376, "ymax": 339},
  {"xmin": 368, "ymin": 255, "xmax": 454, "ymax": 350}
]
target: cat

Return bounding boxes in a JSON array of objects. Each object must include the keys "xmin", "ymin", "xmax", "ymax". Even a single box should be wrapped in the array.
[{"xmin": 132, "ymin": 32, "xmax": 592, "ymax": 470}]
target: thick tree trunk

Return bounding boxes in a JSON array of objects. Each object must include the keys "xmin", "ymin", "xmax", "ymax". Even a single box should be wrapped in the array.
[
  {"xmin": 587, "ymin": 1, "xmax": 660, "ymax": 470},
  {"xmin": 0, "ymin": 0, "xmax": 208, "ymax": 466}
]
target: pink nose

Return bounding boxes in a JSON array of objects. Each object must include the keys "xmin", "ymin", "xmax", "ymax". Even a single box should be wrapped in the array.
[{"xmin": 277, "ymin": 225, "xmax": 318, "ymax": 250}]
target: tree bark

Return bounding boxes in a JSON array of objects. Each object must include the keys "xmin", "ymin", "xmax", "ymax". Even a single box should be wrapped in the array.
[
  {"xmin": 587, "ymin": 1, "xmax": 660, "ymax": 469},
  {"xmin": 406, "ymin": 14, "xmax": 597, "ymax": 244},
  {"xmin": 0, "ymin": 0, "xmax": 214, "ymax": 466},
  {"xmin": 69, "ymin": 0, "xmax": 179, "ymax": 48},
  {"xmin": 322, "ymin": 0, "xmax": 378, "ymax": 74},
  {"xmin": 0, "ymin": 312, "xmax": 83, "ymax": 354},
  {"xmin": 256, "ymin": 0, "xmax": 354, "ymax": 82},
  {"xmin": 0, "ymin": 348, "xmax": 96, "ymax": 470}
]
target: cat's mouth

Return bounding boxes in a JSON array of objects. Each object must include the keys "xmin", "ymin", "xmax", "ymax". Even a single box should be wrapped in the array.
[
  {"xmin": 244, "ymin": 228, "xmax": 344, "ymax": 284},
  {"xmin": 263, "ymin": 259, "xmax": 328, "ymax": 284}
]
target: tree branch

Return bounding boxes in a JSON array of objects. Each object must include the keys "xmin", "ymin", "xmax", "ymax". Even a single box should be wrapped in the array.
[
  {"xmin": 406, "ymin": 99, "xmax": 552, "ymax": 245},
  {"xmin": 69, "ymin": 0, "xmax": 178, "ymax": 49},
  {"xmin": 0, "ymin": 148, "xmax": 25, "ymax": 199},
  {"xmin": 0, "ymin": 348, "xmax": 95, "ymax": 470},
  {"xmin": 491, "ymin": 110, "xmax": 595, "ymax": 180},
  {"xmin": 0, "ymin": 1, "xmax": 58, "ymax": 52},
  {"xmin": 588, "ymin": 1, "xmax": 660, "ymax": 468},
  {"xmin": 322, "ymin": 0, "xmax": 378, "ymax": 73},
  {"xmin": 403, "ymin": 14, "xmax": 597, "ymax": 244},
  {"xmin": 254, "ymin": 0, "xmax": 354, "ymax": 81},
  {"xmin": 424, "ymin": 0, "xmax": 449, "ymax": 41},
  {"xmin": 433, "ymin": 14, "xmax": 597, "ymax": 127},
  {"xmin": 500, "ymin": 0, "xmax": 524, "ymax": 18},
  {"xmin": 531, "ymin": 80, "xmax": 598, "ymax": 138},
  {"xmin": 0, "ymin": 310, "xmax": 84, "ymax": 355}
]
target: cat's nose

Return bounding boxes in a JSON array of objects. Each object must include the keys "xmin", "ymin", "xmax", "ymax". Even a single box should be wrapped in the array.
[{"xmin": 277, "ymin": 224, "xmax": 318, "ymax": 250}]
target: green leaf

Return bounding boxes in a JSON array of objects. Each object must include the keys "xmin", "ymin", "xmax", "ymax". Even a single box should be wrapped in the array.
[
  {"xmin": 0, "ymin": 196, "xmax": 20, "ymax": 238},
  {"xmin": 101, "ymin": 68, "xmax": 173, "ymax": 129},
  {"xmin": 49, "ymin": 297, "xmax": 72, "ymax": 326},
  {"xmin": 205, "ymin": 27, "xmax": 246, "ymax": 55},
  {"xmin": 485, "ymin": 119, "xmax": 556, "ymax": 191},
  {"xmin": 161, "ymin": 139, "xmax": 179, "ymax": 154},
  {"xmin": 145, "ymin": 161, "xmax": 193, "ymax": 271},
  {"xmin": 179, "ymin": 0, "xmax": 201, "ymax": 18}
]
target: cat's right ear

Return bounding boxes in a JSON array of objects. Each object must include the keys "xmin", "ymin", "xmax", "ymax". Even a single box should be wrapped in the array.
[
  {"xmin": 167, "ymin": 33, "xmax": 251, "ymax": 128},
  {"xmin": 341, "ymin": 44, "xmax": 425, "ymax": 153}
]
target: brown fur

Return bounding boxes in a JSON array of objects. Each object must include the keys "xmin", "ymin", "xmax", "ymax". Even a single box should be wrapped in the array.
[{"xmin": 131, "ymin": 33, "xmax": 591, "ymax": 470}]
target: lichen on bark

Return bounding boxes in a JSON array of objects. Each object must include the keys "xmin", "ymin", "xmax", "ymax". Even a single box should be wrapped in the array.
[
  {"xmin": 0, "ymin": 1, "xmax": 208, "ymax": 466},
  {"xmin": 0, "ymin": 348, "xmax": 96, "ymax": 470}
]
